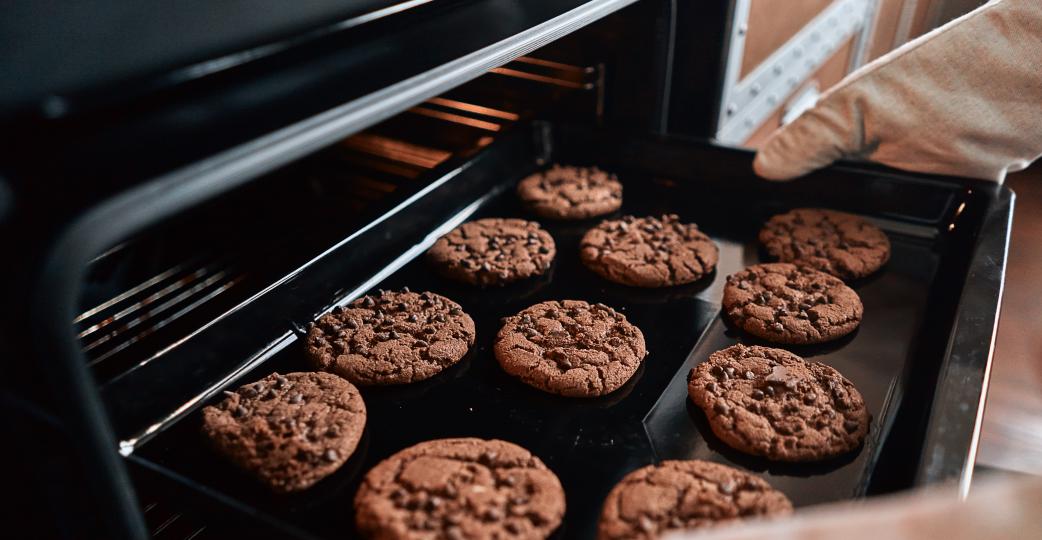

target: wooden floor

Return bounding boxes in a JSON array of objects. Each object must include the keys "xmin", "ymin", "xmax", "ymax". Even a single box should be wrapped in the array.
[{"xmin": 976, "ymin": 165, "xmax": 1042, "ymax": 475}]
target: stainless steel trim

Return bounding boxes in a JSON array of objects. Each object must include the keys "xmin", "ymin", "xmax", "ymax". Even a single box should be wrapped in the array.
[
  {"xmin": 716, "ymin": 0, "xmax": 751, "ymax": 131},
  {"xmin": 716, "ymin": 0, "xmax": 871, "ymax": 144},
  {"xmin": 851, "ymin": 0, "xmax": 879, "ymax": 68}
]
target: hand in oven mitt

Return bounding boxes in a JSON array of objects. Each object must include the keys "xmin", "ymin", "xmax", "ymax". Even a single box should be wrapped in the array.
[{"xmin": 753, "ymin": 0, "xmax": 1042, "ymax": 183}]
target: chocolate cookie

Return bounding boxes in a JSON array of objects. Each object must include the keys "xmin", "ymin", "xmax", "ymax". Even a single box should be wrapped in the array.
[
  {"xmin": 306, "ymin": 289, "xmax": 476, "ymax": 385},
  {"xmin": 688, "ymin": 344, "xmax": 870, "ymax": 461},
  {"xmin": 354, "ymin": 438, "xmax": 565, "ymax": 540},
  {"xmin": 722, "ymin": 263, "xmax": 863, "ymax": 344},
  {"xmin": 201, "ymin": 372, "xmax": 366, "ymax": 493},
  {"xmin": 597, "ymin": 460, "xmax": 792, "ymax": 540},
  {"xmin": 759, "ymin": 208, "xmax": 891, "ymax": 280},
  {"xmin": 579, "ymin": 214, "xmax": 718, "ymax": 288},
  {"xmin": 494, "ymin": 300, "xmax": 647, "ymax": 397},
  {"xmin": 516, "ymin": 164, "xmax": 623, "ymax": 220},
  {"xmin": 427, "ymin": 218, "xmax": 556, "ymax": 287}
]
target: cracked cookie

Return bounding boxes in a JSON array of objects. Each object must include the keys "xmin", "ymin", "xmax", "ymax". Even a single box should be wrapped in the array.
[
  {"xmin": 759, "ymin": 208, "xmax": 890, "ymax": 280},
  {"xmin": 579, "ymin": 214, "xmax": 718, "ymax": 288},
  {"xmin": 354, "ymin": 438, "xmax": 565, "ymax": 540},
  {"xmin": 688, "ymin": 344, "xmax": 870, "ymax": 461},
  {"xmin": 516, "ymin": 164, "xmax": 623, "ymax": 220},
  {"xmin": 494, "ymin": 300, "xmax": 647, "ymax": 397},
  {"xmin": 306, "ymin": 289, "xmax": 476, "ymax": 385},
  {"xmin": 202, "ymin": 371, "xmax": 366, "ymax": 493},
  {"xmin": 597, "ymin": 460, "xmax": 792, "ymax": 539},
  {"xmin": 723, "ymin": 263, "xmax": 863, "ymax": 344},
  {"xmin": 427, "ymin": 218, "xmax": 556, "ymax": 287}
]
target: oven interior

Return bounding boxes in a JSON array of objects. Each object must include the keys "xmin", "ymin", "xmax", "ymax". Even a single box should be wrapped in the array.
[{"xmin": 10, "ymin": 2, "xmax": 1005, "ymax": 539}]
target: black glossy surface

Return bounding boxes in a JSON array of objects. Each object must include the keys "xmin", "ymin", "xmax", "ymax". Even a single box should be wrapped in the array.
[
  {"xmin": 1, "ymin": 1, "xmax": 433, "ymax": 113},
  {"xmin": 4, "ymin": 0, "xmax": 654, "ymax": 195},
  {"xmin": 130, "ymin": 125, "xmax": 998, "ymax": 538},
  {"xmin": 134, "ymin": 171, "xmax": 722, "ymax": 540}
]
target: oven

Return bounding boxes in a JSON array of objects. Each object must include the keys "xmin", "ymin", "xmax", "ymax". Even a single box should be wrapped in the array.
[{"xmin": 0, "ymin": 1, "xmax": 1012, "ymax": 538}]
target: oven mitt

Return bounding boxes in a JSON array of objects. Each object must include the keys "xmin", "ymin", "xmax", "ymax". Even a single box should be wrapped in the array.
[
  {"xmin": 753, "ymin": 0, "xmax": 1042, "ymax": 183},
  {"xmin": 664, "ymin": 474, "xmax": 1042, "ymax": 540}
]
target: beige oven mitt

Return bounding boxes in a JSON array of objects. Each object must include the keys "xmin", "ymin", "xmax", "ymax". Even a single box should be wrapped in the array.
[
  {"xmin": 664, "ymin": 474, "xmax": 1042, "ymax": 540},
  {"xmin": 753, "ymin": 0, "xmax": 1042, "ymax": 183}
]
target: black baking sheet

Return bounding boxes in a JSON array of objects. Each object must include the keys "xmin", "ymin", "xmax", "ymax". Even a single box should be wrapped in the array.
[{"xmin": 130, "ymin": 149, "xmax": 950, "ymax": 539}]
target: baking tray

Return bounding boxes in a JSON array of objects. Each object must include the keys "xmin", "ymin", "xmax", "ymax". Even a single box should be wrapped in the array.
[{"xmin": 121, "ymin": 123, "xmax": 1011, "ymax": 538}]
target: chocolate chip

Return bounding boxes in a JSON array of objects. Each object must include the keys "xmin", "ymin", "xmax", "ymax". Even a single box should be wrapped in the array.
[
  {"xmin": 713, "ymin": 401, "xmax": 730, "ymax": 415},
  {"xmin": 705, "ymin": 382, "xmax": 717, "ymax": 392},
  {"xmin": 449, "ymin": 307, "xmax": 462, "ymax": 315},
  {"xmin": 718, "ymin": 480, "xmax": 736, "ymax": 494},
  {"xmin": 484, "ymin": 508, "xmax": 503, "ymax": 521},
  {"xmin": 538, "ymin": 246, "xmax": 550, "ymax": 254},
  {"xmin": 324, "ymin": 449, "xmax": 339, "ymax": 462},
  {"xmin": 362, "ymin": 297, "xmax": 375, "ymax": 307},
  {"xmin": 234, "ymin": 405, "xmax": 248, "ymax": 417},
  {"xmin": 804, "ymin": 392, "xmax": 818, "ymax": 404},
  {"xmin": 772, "ymin": 322, "xmax": 785, "ymax": 332},
  {"xmin": 765, "ymin": 386, "xmax": 776, "ymax": 397},
  {"xmin": 289, "ymin": 393, "xmax": 304, "ymax": 404},
  {"xmin": 346, "ymin": 319, "xmax": 359, "ymax": 329},
  {"xmin": 479, "ymin": 451, "xmax": 498, "ymax": 465},
  {"xmin": 844, "ymin": 420, "xmax": 860, "ymax": 433},
  {"xmin": 744, "ymin": 370, "xmax": 755, "ymax": 380},
  {"xmin": 407, "ymin": 314, "xmax": 418, "ymax": 323},
  {"xmin": 402, "ymin": 286, "xmax": 410, "ymax": 293}
]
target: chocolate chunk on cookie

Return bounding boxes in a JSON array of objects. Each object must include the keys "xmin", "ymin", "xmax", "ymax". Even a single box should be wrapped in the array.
[
  {"xmin": 427, "ymin": 218, "xmax": 556, "ymax": 287},
  {"xmin": 494, "ymin": 300, "xmax": 647, "ymax": 397},
  {"xmin": 202, "ymin": 372, "xmax": 366, "ymax": 493},
  {"xmin": 517, "ymin": 164, "xmax": 623, "ymax": 220},
  {"xmin": 580, "ymin": 214, "xmax": 718, "ymax": 288},
  {"xmin": 355, "ymin": 438, "xmax": 565, "ymax": 540},
  {"xmin": 760, "ymin": 208, "xmax": 890, "ymax": 280},
  {"xmin": 688, "ymin": 344, "xmax": 870, "ymax": 461},
  {"xmin": 723, "ymin": 263, "xmax": 863, "ymax": 344},
  {"xmin": 306, "ymin": 289, "xmax": 475, "ymax": 385},
  {"xmin": 597, "ymin": 460, "xmax": 792, "ymax": 539}
]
